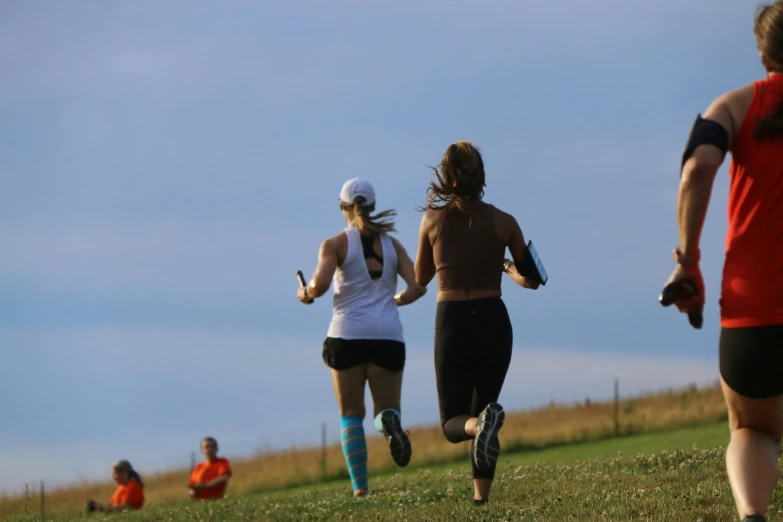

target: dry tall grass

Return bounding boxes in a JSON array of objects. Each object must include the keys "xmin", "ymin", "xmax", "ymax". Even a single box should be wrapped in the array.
[{"xmin": 0, "ymin": 383, "xmax": 726, "ymax": 518}]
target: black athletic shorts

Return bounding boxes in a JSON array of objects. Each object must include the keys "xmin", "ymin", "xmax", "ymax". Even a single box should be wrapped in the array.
[
  {"xmin": 720, "ymin": 324, "xmax": 783, "ymax": 399},
  {"xmin": 322, "ymin": 337, "xmax": 405, "ymax": 372}
]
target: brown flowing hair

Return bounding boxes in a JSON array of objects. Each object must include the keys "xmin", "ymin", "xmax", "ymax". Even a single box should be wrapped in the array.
[
  {"xmin": 420, "ymin": 141, "xmax": 486, "ymax": 212},
  {"xmin": 754, "ymin": 2, "xmax": 783, "ymax": 139},
  {"xmin": 342, "ymin": 196, "xmax": 397, "ymax": 236}
]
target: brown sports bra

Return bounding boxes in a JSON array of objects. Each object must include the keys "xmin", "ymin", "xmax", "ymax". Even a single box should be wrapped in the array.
[{"xmin": 432, "ymin": 203, "xmax": 505, "ymax": 291}]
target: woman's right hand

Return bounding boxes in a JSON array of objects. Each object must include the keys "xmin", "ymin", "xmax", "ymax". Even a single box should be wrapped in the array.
[{"xmin": 297, "ymin": 287, "xmax": 314, "ymax": 305}]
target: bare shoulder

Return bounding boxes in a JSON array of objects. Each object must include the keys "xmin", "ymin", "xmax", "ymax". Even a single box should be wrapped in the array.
[
  {"xmin": 389, "ymin": 235, "xmax": 404, "ymax": 251},
  {"xmin": 323, "ymin": 231, "xmax": 347, "ymax": 251},
  {"xmin": 389, "ymin": 236, "xmax": 413, "ymax": 263},
  {"xmin": 421, "ymin": 209, "xmax": 441, "ymax": 225},
  {"xmin": 420, "ymin": 209, "xmax": 443, "ymax": 233},
  {"xmin": 716, "ymin": 83, "xmax": 755, "ymax": 107},
  {"xmin": 705, "ymin": 83, "xmax": 756, "ymax": 139},
  {"xmin": 487, "ymin": 204, "xmax": 521, "ymax": 245},
  {"xmin": 320, "ymin": 231, "xmax": 348, "ymax": 266}
]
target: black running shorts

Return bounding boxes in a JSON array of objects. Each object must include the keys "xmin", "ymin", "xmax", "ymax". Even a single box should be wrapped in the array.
[
  {"xmin": 322, "ymin": 337, "xmax": 406, "ymax": 372},
  {"xmin": 720, "ymin": 324, "xmax": 783, "ymax": 399}
]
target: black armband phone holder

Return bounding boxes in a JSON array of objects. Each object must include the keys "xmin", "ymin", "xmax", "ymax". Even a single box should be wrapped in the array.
[
  {"xmin": 681, "ymin": 114, "xmax": 729, "ymax": 173},
  {"xmin": 514, "ymin": 240, "xmax": 548, "ymax": 285}
]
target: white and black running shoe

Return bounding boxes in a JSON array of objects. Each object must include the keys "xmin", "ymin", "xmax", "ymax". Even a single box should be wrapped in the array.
[
  {"xmin": 472, "ymin": 402, "xmax": 505, "ymax": 472},
  {"xmin": 380, "ymin": 410, "xmax": 411, "ymax": 467}
]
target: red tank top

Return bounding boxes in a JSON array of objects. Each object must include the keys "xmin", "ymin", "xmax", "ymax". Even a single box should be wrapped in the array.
[{"xmin": 721, "ymin": 74, "xmax": 783, "ymax": 328}]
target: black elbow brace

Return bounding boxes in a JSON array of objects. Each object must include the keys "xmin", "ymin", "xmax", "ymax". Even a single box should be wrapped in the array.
[{"xmin": 681, "ymin": 114, "xmax": 729, "ymax": 172}]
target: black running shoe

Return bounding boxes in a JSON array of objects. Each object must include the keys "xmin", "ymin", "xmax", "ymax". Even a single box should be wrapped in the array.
[
  {"xmin": 381, "ymin": 410, "xmax": 411, "ymax": 467},
  {"xmin": 472, "ymin": 402, "xmax": 505, "ymax": 472},
  {"xmin": 474, "ymin": 499, "xmax": 488, "ymax": 506},
  {"xmin": 743, "ymin": 515, "xmax": 766, "ymax": 522}
]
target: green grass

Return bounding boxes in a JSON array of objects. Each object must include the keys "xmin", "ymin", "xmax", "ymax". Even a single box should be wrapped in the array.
[
  {"xmin": 11, "ymin": 421, "xmax": 782, "ymax": 521},
  {"xmin": 500, "ymin": 421, "xmax": 730, "ymax": 468}
]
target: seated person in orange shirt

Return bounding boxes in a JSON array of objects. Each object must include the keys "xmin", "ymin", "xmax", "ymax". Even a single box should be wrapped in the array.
[
  {"xmin": 86, "ymin": 460, "xmax": 144, "ymax": 513},
  {"xmin": 188, "ymin": 437, "xmax": 232, "ymax": 500}
]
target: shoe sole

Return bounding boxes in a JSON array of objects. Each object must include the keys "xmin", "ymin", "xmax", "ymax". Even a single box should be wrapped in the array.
[
  {"xmin": 473, "ymin": 403, "xmax": 505, "ymax": 472},
  {"xmin": 382, "ymin": 412, "xmax": 411, "ymax": 467}
]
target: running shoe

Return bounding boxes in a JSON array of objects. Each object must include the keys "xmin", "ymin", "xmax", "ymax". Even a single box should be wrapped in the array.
[
  {"xmin": 472, "ymin": 402, "xmax": 505, "ymax": 472},
  {"xmin": 380, "ymin": 410, "xmax": 411, "ymax": 467}
]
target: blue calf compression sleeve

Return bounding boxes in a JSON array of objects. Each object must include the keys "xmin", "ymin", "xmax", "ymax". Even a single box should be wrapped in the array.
[{"xmin": 340, "ymin": 416, "xmax": 368, "ymax": 495}]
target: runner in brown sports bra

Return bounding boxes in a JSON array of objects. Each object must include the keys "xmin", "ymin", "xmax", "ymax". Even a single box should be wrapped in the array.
[{"xmin": 414, "ymin": 140, "xmax": 540, "ymax": 505}]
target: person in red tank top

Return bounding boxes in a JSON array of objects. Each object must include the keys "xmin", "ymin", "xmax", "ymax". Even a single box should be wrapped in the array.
[
  {"xmin": 188, "ymin": 437, "xmax": 232, "ymax": 500},
  {"xmin": 662, "ymin": 4, "xmax": 783, "ymax": 522}
]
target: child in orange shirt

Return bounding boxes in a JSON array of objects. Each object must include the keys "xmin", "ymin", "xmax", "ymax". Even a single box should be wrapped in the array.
[
  {"xmin": 87, "ymin": 460, "xmax": 144, "ymax": 513},
  {"xmin": 188, "ymin": 437, "xmax": 232, "ymax": 500}
]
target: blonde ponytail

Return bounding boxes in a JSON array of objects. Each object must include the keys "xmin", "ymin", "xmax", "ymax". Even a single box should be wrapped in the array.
[{"xmin": 346, "ymin": 196, "xmax": 396, "ymax": 236}]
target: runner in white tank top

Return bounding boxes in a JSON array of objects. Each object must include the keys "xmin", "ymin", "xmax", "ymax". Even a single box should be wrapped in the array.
[
  {"xmin": 327, "ymin": 227, "xmax": 404, "ymax": 342},
  {"xmin": 296, "ymin": 178, "xmax": 426, "ymax": 497}
]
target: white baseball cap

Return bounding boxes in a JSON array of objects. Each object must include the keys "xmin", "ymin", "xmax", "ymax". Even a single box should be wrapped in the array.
[{"xmin": 339, "ymin": 177, "xmax": 376, "ymax": 207}]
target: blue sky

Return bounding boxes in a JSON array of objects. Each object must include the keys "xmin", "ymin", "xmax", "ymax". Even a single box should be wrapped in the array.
[{"xmin": 0, "ymin": 0, "xmax": 762, "ymax": 490}]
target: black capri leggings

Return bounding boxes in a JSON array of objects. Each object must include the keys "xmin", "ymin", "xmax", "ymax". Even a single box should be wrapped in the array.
[{"xmin": 434, "ymin": 297, "xmax": 513, "ymax": 480}]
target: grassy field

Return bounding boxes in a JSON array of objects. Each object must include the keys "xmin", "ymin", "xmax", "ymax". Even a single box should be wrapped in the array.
[
  {"xmin": 1, "ymin": 384, "xmax": 728, "ymax": 519},
  {"xmin": 9, "ymin": 421, "xmax": 780, "ymax": 522}
]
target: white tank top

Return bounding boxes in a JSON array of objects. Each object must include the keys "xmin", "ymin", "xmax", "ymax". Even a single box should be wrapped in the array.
[{"xmin": 327, "ymin": 228, "xmax": 405, "ymax": 342}]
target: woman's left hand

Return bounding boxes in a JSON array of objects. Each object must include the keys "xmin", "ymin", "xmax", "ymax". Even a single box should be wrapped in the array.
[{"xmin": 297, "ymin": 287, "xmax": 314, "ymax": 305}]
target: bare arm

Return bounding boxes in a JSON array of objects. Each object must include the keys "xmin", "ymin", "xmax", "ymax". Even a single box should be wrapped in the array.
[
  {"xmin": 677, "ymin": 95, "xmax": 737, "ymax": 257},
  {"xmin": 308, "ymin": 238, "xmax": 339, "ymax": 297},
  {"xmin": 503, "ymin": 259, "xmax": 539, "ymax": 290},
  {"xmin": 665, "ymin": 90, "xmax": 740, "ymax": 316},
  {"xmin": 392, "ymin": 238, "xmax": 427, "ymax": 306},
  {"xmin": 414, "ymin": 212, "xmax": 437, "ymax": 287},
  {"xmin": 504, "ymin": 214, "xmax": 539, "ymax": 290},
  {"xmin": 298, "ymin": 237, "xmax": 339, "ymax": 303}
]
